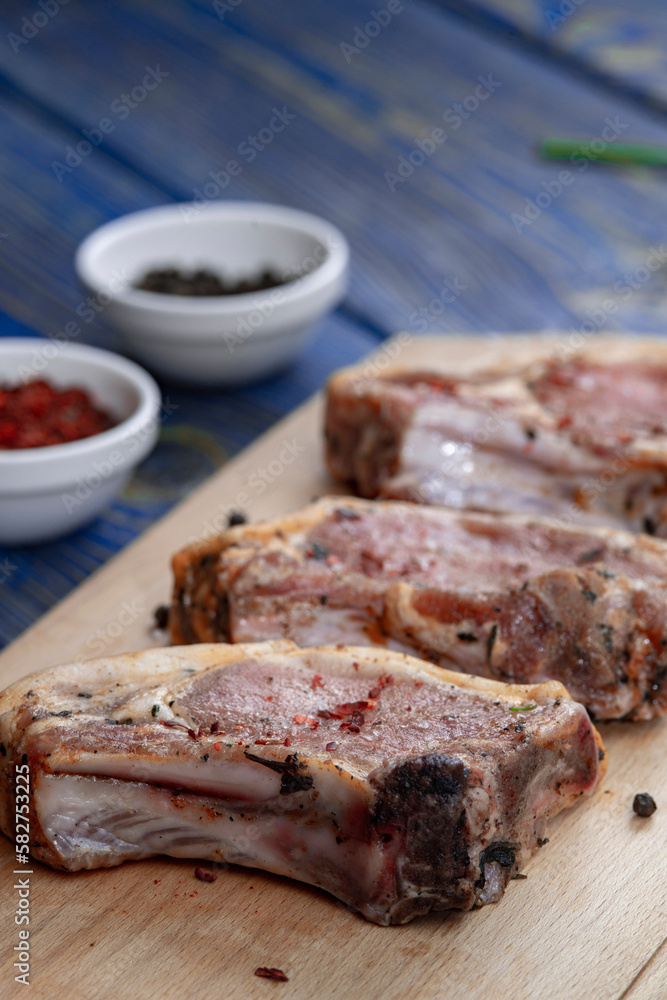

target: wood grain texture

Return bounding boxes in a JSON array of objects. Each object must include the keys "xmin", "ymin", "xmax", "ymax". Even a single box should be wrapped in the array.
[
  {"xmin": 0, "ymin": 334, "xmax": 665, "ymax": 1000},
  {"xmin": 622, "ymin": 937, "xmax": 667, "ymax": 999}
]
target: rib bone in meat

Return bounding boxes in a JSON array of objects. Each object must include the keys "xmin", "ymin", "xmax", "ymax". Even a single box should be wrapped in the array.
[
  {"xmin": 325, "ymin": 356, "xmax": 667, "ymax": 535},
  {"xmin": 171, "ymin": 498, "xmax": 667, "ymax": 720},
  {"xmin": 0, "ymin": 642, "xmax": 605, "ymax": 924}
]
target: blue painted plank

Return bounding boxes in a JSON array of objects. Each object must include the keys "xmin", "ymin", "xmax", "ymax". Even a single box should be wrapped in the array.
[{"xmin": 2, "ymin": 0, "xmax": 667, "ymax": 339}]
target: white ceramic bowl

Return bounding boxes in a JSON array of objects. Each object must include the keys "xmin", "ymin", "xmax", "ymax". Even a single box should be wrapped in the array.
[
  {"xmin": 74, "ymin": 201, "xmax": 350, "ymax": 385},
  {"xmin": 0, "ymin": 339, "xmax": 161, "ymax": 546}
]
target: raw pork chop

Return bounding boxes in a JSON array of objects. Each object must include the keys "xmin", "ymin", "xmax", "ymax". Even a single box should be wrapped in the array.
[
  {"xmin": 0, "ymin": 642, "xmax": 605, "ymax": 924},
  {"xmin": 171, "ymin": 497, "xmax": 667, "ymax": 720},
  {"xmin": 325, "ymin": 354, "xmax": 667, "ymax": 535}
]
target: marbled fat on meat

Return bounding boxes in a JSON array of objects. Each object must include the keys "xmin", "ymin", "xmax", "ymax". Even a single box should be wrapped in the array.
[{"xmin": 0, "ymin": 642, "xmax": 605, "ymax": 924}]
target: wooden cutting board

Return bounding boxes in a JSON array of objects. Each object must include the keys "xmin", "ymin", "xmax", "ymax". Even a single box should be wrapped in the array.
[{"xmin": 1, "ymin": 334, "xmax": 665, "ymax": 1000}]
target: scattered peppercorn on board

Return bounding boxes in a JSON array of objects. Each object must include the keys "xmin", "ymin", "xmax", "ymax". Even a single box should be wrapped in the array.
[{"xmin": 0, "ymin": 335, "xmax": 665, "ymax": 1000}]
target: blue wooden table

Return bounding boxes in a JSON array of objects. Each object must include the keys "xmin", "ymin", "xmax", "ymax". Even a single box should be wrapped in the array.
[{"xmin": 1, "ymin": 0, "xmax": 667, "ymax": 648}]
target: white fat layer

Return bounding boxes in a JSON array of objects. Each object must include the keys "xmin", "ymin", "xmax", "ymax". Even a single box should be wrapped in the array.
[
  {"xmin": 233, "ymin": 606, "xmax": 372, "ymax": 646},
  {"xmin": 288, "ymin": 608, "xmax": 415, "ymax": 655},
  {"xmin": 235, "ymin": 606, "xmax": 415, "ymax": 656},
  {"xmin": 463, "ymin": 781, "xmax": 497, "ymax": 842},
  {"xmin": 395, "ymin": 410, "xmax": 665, "ymax": 530},
  {"xmin": 412, "ymin": 401, "xmax": 605, "ymax": 473},
  {"xmin": 50, "ymin": 756, "xmax": 281, "ymax": 801},
  {"xmin": 396, "ymin": 430, "xmax": 583, "ymax": 515},
  {"xmin": 478, "ymin": 862, "xmax": 505, "ymax": 904},
  {"xmin": 35, "ymin": 773, "xmax": 387, "ymax": 911}
]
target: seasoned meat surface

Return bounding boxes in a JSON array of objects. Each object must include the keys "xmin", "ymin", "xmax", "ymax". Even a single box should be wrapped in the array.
[
  {"xmin": 171, "ymin": 498, "xmax": 667, "ymax": 720},
  {"xmin": 325, "ymin": 356, "xmax": 667, "ymax": 535},
  {"xmin": 0, "ymin": 642, "xmax": 605, "ymax": 924}
]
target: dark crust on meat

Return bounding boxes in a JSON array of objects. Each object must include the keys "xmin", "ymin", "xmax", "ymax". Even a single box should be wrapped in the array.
[
  {"xmin": 408, "ymin": 567, "xmax": 667, "ymax": 718},
  {"xmin": 324, "ymin": 376, "xmax": 404, "ymax": 497},
  {"xmin": 171, "ymin": 539, "xmax": 230, "ymax": 644},
  {"xmin": 371, "ymin": 754, "xmax": 473, "ymax": 920}
]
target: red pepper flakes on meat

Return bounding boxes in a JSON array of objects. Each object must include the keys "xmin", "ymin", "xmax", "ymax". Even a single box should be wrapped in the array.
[
  {"xmin": 160, "ymin": 720, "xmax": 204, "ymax": 740},
  {"xmin": 194, "ymin": 866, "xmax": 218, "ymax": 883},
  {"xmin": 320, "ymin": 699, "xmax": 377, "ymax": 724},
  {"xmin": 160, "ymin": 720, "xmax": 225, "ymax": 741},
  {"xmin": 214, "ymin": 743, "xmax": 221, "ymax": 751},
  {"xmin": 254, "ymin": 967, "xmax": 288, "ymax": 982},
  {"xmin": 293, "ymin": 714, "xmax": 319, "ymax": 729},
  {"xmin": 311, "ymin": 674, "xmax": 325, "ymax": 690},
  {"xmin": 336, "ymin": 700, "xmax": 376, "ymax": 714},
  {"xmin": 368, "ymin": 674, "xmax": 394, "ymax": 698},
  {"xmin": 341, "ymin": 710, "xmax": 365, "ymax": 733},
  {"xmin": 266, "ymin": 696, "xmax": 273, "ymax": 702}
]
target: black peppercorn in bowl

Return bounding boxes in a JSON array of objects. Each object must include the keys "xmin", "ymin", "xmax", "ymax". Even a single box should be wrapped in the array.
[{"xmin": 74, "ymin": 202, "xmax": 350, "ymax": 386}]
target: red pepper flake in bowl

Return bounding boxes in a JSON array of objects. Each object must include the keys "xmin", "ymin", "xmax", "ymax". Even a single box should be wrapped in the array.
[
  {"xmin": 0, "ymin": 380, "xmax": 115, "ymax": 449},
  {"xmin": 254, "ymin": 967, "xmax": 289, "ymax": 982}
]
